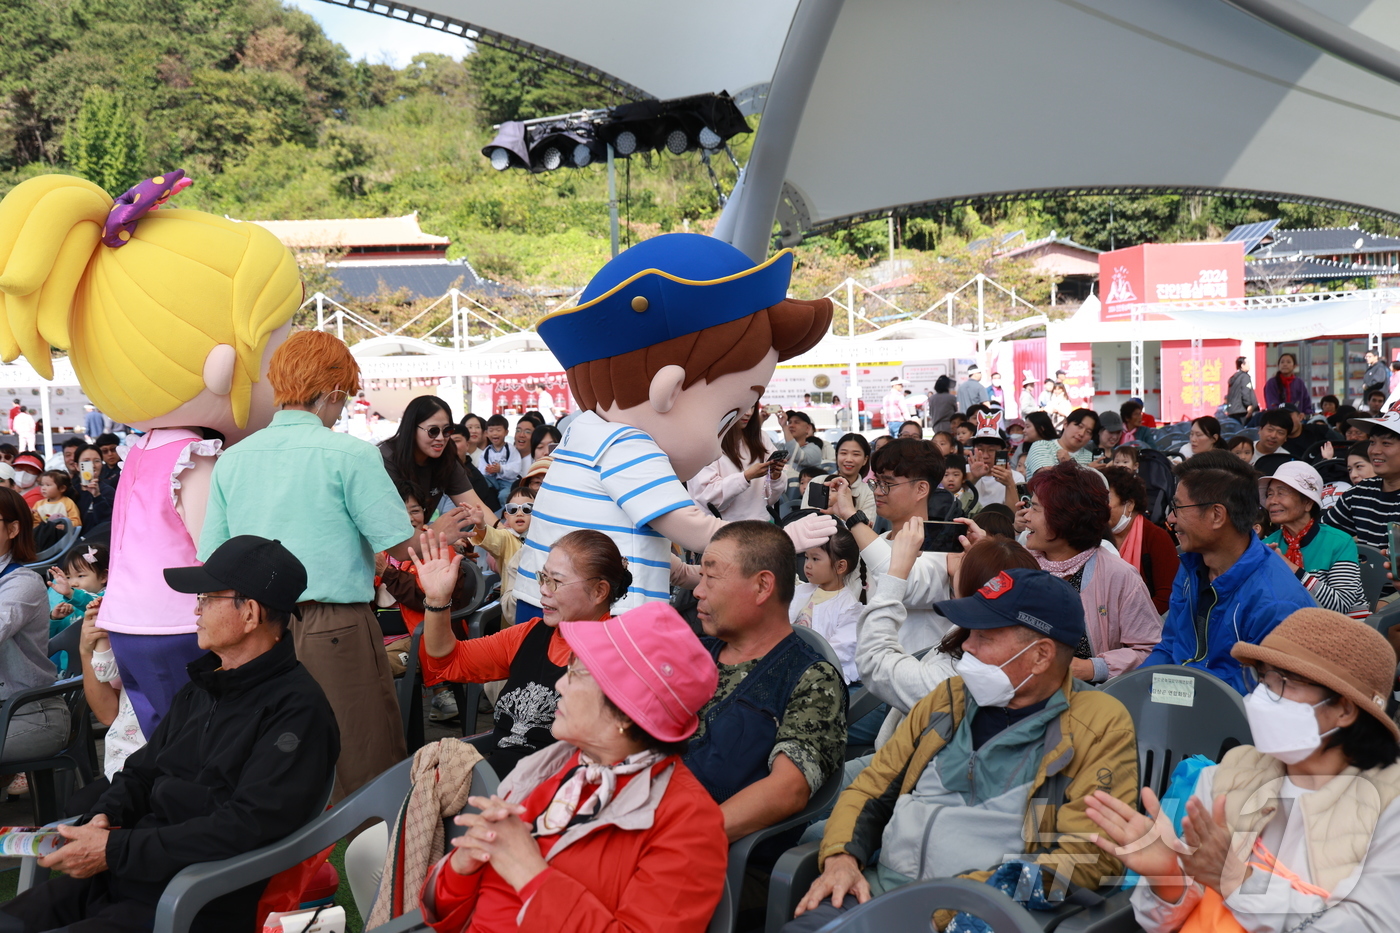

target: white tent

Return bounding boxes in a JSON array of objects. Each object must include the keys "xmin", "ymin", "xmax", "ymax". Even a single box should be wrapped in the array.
[{"xmin": 325, "ymin": 0, "xmax": 1400, "ymax": 259}]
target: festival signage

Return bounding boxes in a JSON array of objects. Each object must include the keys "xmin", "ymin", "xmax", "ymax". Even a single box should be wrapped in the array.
[
  {"xmin": 1160, "ymin": 339, "xmax": 1239, "ymax": 422},
  {"xmin": 479, "ymin": 372, "xmax": 571, "ymax": 416},
  {"xmin": 1099, "ymin": 242, "xmax": 1245, "ymax": 322}
]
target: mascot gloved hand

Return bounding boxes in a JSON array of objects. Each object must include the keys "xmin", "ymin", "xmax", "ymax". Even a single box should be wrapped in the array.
[
  {"xmin": 514, "ymin": 233, "xmax": 834, "ymax": 623},
  {"xmin": 0, "ymin": 172, "xmax": 300, "ymax": 734}
]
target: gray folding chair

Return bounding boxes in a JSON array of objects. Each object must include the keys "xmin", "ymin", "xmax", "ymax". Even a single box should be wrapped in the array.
[
  {"xmin": 1366, "ymin": 600, "xmax": 1400, "ymax": 636},
  {"xmin": 152, "ymin": 757, "xmax": 498, "ymax": 933},
  {"xmin": 809, "ymin": 877, "xmax": 1042, "ymax": 933},
  {"xmin": 1356, "ymin": 545, "xmax": 1388, "ymax": 612},
  {"xmin": 0, "ymin": 676, "xmax": 94, "ymax": 824},
  {"xmin": 1100, "ymin": 664, "xmax": 1252, "ymax": 800}
]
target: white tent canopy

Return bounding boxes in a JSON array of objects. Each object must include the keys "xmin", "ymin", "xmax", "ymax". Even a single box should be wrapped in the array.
[{"xmin": 335, "ymin": 0, "xmax": 1400, "ymax": 259}]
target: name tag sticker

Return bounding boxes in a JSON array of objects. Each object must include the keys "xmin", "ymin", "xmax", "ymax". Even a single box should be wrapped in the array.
[{"xmin": 1150, "ymin": 672, "xmax": 1196, "ymax": 707}]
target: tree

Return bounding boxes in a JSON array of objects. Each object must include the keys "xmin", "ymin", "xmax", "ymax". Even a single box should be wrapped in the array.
[
  {"xmin": 465, "ymin": 45, "xmax": 621, "ymax": 125},
  {"xmin": 64, "ymin": 86, "xmax": 146, "ymax": 194}
]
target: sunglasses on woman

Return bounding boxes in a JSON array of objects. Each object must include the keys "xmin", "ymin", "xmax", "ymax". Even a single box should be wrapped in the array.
[
  {"xmin": 503, "ymin": 503, "xmax": 534, "ymax": 515},
  {"xmin": 418, "ymin": 425, "xmax": 456, "ymax": 439}
]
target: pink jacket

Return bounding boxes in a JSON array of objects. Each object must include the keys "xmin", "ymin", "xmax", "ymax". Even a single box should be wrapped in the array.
[
  {"xmin": 1078, "ymin": 548, "xmax": 1162, "ymax": 679},
  {"xmin": 689, "ymin": 440, "xmax": 782, "ymax": 521}
]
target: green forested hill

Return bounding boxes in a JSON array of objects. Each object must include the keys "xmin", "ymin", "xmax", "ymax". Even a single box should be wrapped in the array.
[{"xmin": 3, "ymin": 0, "xmax": 1397, "ymax": 308}]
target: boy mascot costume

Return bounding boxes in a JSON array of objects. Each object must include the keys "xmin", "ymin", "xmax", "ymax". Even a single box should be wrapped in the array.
[
  {"xmin": 0, "ymin": 172, "xmax": 300, "ymax": 734},
  {"xmin": 517, "ymin": 233, "xmax": 836, "ymax": 621}
]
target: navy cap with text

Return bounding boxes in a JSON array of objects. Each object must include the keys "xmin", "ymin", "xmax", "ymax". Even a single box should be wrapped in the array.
[{"xmin": 933, "ymin": 567, "xmax": 1085, "ymax": 648}]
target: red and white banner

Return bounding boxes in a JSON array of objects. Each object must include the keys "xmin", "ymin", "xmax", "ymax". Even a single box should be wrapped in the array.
[
  {"xmin": 481, "ymin": 372, "xmax": 571, "ymax": 416},
  {"xmin": 1099, "ymin": 242, "xmax": 1245, "ymax": 322}
]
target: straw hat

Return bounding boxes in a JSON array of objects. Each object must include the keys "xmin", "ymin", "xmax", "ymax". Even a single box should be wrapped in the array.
[
  {"xmin": 522, "ymin": 455, "xmax": 552, "ymax": 483},
  {"xmin": 1232, "ymin": 608, "xmax": 1399, "ymax": 740}
]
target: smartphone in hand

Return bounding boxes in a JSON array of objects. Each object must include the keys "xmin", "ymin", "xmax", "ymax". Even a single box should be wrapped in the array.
[
  {"xmin": 808, "ymin": 481, "xmax": 830, "ymax": 509},
  {"xmin": 921, "ymin": 521, "xmax": 965, "ymax": 553},
  {"xmin": 994, "ymin": 449, "xmax": 1008, "ymax": 466}
]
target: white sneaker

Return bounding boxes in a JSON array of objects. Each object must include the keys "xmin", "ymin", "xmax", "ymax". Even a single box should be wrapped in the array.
[{"xmin": 430, "ymin": 690, "xmax": 459, "ymax": 721}]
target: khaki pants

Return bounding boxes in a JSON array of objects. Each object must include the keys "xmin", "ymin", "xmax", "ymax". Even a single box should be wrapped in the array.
[{"xmin": 295, "ymin": 601, "xmax": 407, "ymax": 802}]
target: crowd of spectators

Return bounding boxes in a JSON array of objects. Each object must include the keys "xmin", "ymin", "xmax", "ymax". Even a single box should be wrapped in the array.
[{"xmin": 5, "ymin": 347, "xmax": 1400, "ymax": 933}]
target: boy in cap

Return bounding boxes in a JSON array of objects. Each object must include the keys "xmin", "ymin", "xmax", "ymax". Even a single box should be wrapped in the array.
[
  {"xmin": 789, "ymin": 567, "xmax": 1137, "ymax": 930},
  {"xmin": 1325, "ymin": 400, "xmax": 1400, "ymax": 551},
  {"xmin": 519, "ymin": 233, "xmax": 836, "ymax": 622}
]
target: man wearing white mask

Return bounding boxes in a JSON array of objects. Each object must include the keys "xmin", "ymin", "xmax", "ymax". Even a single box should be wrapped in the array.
[
  {"xmin": 1088, "ymin": 609, "xmax": 1400, "ymax": 933},
  {"xmin": 788, "ymin": 567, "xmax": 1138, "ymax": 930}
]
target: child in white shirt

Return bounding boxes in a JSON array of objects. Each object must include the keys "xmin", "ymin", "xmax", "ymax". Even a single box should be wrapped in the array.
[
  {"xmin": 79, "ymin": 598, "xmax": 146, "ymax": 785},
  {"xmin": 789, "ymin": 528, "xmax": 866, "ymax": 684}
]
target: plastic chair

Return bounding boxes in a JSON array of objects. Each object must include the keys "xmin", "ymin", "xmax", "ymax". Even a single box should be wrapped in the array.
[
  {"xmin": 153, "ymin": 758, "xmax": 498, "ymax": 933},
  {"xmin": 0, "ymin": 675, "xmax": 95, "ymax": 824},
  {"xmin": 1356, "ymin": 545, "xmax": 1388, "ymax": 612},
  {"xmin": 1366, "ymin": 600, "xmax": 1400, "ymax": 636},
  {"xmin": 448, "ymin": 601, "xmax": 501, "ymax": 736},
  {"xmin": 23, "ymin": 519, "xmax": 79, "ymax": 571},
  {"xmin": 1100, "ymin": 664, "xmax": 1251, "ymax": 800},
  {"xmin": 398, "ymin": 628, "xmax": 428, "ymax": 753},
  {"xmin": 805, "ymin": 876, "xmax": 1042, "ymax": 933}
]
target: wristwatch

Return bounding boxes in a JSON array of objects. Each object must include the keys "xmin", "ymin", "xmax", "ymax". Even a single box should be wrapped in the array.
[{"xmin": 845, "ymin": 510, "xmax": 870, "ymax": 531}]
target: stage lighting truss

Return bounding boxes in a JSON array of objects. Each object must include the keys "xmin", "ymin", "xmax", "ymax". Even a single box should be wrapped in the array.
[{"xmin": 480, "ymin": 92, "xmax": 750, "ymax": 175}]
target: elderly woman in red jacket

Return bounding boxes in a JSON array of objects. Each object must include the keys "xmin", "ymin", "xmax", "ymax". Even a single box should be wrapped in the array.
[{"xmin": 421, "ymin": 601, "xmax": 726, "ymax": 933}]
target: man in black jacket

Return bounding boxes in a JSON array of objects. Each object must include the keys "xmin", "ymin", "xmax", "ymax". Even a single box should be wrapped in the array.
[{"xmin": 0, "ymin": 536, "xmax": 340, "ymax": 933}]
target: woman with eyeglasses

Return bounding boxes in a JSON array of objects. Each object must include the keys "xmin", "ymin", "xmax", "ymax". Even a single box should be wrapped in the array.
[
  {"xmin": 418, "ymin": 527, "xmax": 633, "ymax": 778},
  {"xmin": 380, "ymin": 396, "xmax": 497, "ymax": 518},
  {"xmin": 417, "ymin": 598, "xmax": 726, "ymax": 933},
  {"xmin": 1087, "ymin": 609, "xmax": 1400, "ymax": 933}
]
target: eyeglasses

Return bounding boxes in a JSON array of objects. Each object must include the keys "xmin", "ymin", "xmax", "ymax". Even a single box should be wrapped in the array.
[
  {"xmin": 195, "ymin": 594, "xmax": 242, "ymax": 610},
  {"xmin": 1167, "ymin": 499, "xmax": 1220, "ymax": 515},
  {"xmin": 537, "ymin": 573, "xmax": 600, "ymax": 594},
  {"xmin": 565, "ymin": 660, "xmax": 592, "ymax": 681},
  {"xmin": 870, "ymin": 477, "xmax": 916, "ymax": 494},
  {"xmin": 503, "ymin": 503, "xmax": 534, "ymax": 516},
  {"xmin": 1244, "ymin": 665, "xmax": 1333, "ymax": 703},
  {"xmin": 418, "ymin": 425, "xmax": 454, "ymax": 439}
]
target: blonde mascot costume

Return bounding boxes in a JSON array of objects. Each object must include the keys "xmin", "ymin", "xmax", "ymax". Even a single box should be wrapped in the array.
[{"xmin": 0, "ymin": 172, "xmax": 301, "ymax": 735}]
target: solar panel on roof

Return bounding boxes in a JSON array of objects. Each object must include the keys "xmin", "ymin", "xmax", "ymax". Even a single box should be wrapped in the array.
[{"xmin": 1222, "ymin": 218, "xmax": 1280, "ymax": 254}]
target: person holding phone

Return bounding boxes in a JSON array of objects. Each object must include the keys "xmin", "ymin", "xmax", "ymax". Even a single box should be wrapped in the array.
[
  {"xmin": 965, "ymin": 413, "xmax": 1023, "ymax": 511},
  {"xmin": 690, "ymin": 402, "xmax": 786, "ymax": 521},
  {"xmin": 1022, "ymin": 462, "xmax": 1161, "ymax": 683},
  {"xmin": 826, "ymin": 439, "xmax": 959, "ymax": 655},
  {"xmin": 802, "ymin": 433, "xmax": 874, "ymax": 515},
  {"xmin": 777, "ymin": 409, "xmax": 826, "ymax": 470}
]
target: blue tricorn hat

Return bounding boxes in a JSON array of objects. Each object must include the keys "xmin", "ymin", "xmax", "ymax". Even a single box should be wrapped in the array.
[{"xmin": 537, "ymin": 233, "xmax": 795, "ymax": 370}]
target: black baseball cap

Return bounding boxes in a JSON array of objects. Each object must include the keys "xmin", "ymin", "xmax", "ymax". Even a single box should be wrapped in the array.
[
  {"xmin": 165, "ymin": 536, "xmax": 307, "ymax": 618},
  {"xmin": 933, "ymin": 567, "xmax": 1084, "ymax": 648}
]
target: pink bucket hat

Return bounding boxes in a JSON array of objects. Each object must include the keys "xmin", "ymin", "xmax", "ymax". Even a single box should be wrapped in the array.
[{"xmin": 560, "ymin": 603, "xmax": 717, "ymax": 742}]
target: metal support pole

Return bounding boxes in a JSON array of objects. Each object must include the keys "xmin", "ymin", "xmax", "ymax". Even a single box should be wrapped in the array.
[
  {"xmin": 337, "ymin": 309, "xmax": 344, "ymax": 343},
  {"xmin": 976, "ymin": 274, "xmax": 986, "ymax": 354},
  {"xmin": 1131, "ymin": 339, "xmax": 1144, "ymax": 400},
  {"xmin": 39, "ymin": 384, "xmax": 52, "ymax": 461},
  {"xmin": 946, "ymin": 294, "xmax": 953, "ymax": 328},
  {"xmin": 846, "ymin": 278, "xmax": 860, "ymax": 427},
  {"xmin": 451, "ymin": 289, "xmax": 462, "ymax": 350},
  {"xmin": 725, "ymin": 0, "xmax": 846, "ymax": 260},
  {"xmin": 316, "ymin": 292, "xmax": 325, "ymax": 331},
  {"xmin": 607, "ymin": 144, "xmax": 620, "ymax": 258},
  {"xmin": 887, "ymin": 216, "xmax": 895, "ymax": 266}
]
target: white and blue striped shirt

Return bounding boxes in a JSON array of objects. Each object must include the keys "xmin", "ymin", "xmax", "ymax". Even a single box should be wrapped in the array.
[{"xmin": 515, "ymin": 411, "xmax": 694, "ymax": 612}]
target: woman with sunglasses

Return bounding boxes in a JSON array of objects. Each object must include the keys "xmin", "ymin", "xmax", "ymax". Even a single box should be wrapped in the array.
[
  {"xmin": 418, "ymin": 527, "xmax": 632, "ymax": 778},
  {"xmin": 1087, "ymin": 609, "xmax": 1400, "ymax": 933},
  {"xmin": 381, "ymin": 396, "xmax": 497, "ymax": 518}
]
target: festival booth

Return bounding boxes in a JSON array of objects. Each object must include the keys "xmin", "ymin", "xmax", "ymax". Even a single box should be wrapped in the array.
[{"xmin": 1045, "ymin": 242, "xmax": 1400, "ymax": 421}]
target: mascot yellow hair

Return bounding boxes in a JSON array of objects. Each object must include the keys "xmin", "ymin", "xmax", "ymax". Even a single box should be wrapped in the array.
[{"xmin": 0, "ymin": 173, "xmax": 301, "ymax": 428}]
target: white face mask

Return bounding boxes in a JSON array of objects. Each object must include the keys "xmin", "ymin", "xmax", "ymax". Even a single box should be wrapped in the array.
[
  {"xmin": 14, "ymin": 471, "xmax": 35, "ymax": 489},
  {"xmin": 1243, "ymin": 683, "xmax": 1338, "ymax": 765},
  {"xmin": 955, "ymin": 640, "xmax": 1036, "ymax": 708},
  {"xmin": 1009, "ymin": 433, "xmax": 1024, "ymax": 445},
  {"xmin": 1111, "ymin": 510, "xmax": 1133, "ymax": 534}
]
